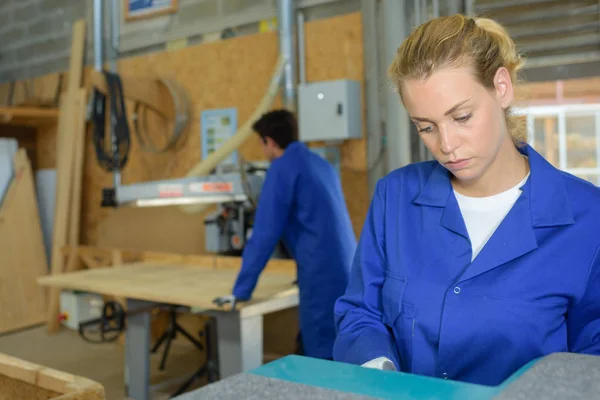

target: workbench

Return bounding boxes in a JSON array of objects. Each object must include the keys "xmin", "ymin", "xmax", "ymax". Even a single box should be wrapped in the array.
[
  {"xmin": 173, "ymin": 352, "xmax": 600, "ymax": 399},
  {"xmin": 37, "ymin": 262, "xmax": 298, "ymax": 400}
]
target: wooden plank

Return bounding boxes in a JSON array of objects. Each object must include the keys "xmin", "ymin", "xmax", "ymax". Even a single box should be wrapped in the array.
[
  {"xmin": 47, "ymin": 94, "xmax": 77, "ymax": 333},
  {"xmin": 38, "ymin": 262, "xmax": 297, "ymax": 310},
  {"xmin": 66, "ymin": 21, "xmax": 86, "ymax": 95},
  {"xmin": 0, "ymin": 106, "xmax": 59, "ymax": 127},
  {"xmin": 0, "ymin": 149, "xmax": 48, "ymax": 334},
  {"xmin": 47, "ymin": 19, "xmax": 87, "ymax": 334},
  {"xmin": 0, "ymin": 352, "xmax": 105, "ymax": 399},
  {"xmin": 67, "ymin": 89, "xmax": 87, "ymax": 248}
]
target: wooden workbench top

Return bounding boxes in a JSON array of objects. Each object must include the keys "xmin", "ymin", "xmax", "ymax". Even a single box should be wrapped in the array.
[{"xmin": 37, "ymin": 262, "xmax": 298, "ymax": 312}]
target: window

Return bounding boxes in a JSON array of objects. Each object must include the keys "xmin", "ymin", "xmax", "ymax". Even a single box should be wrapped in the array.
[{"xmin": 513, "ymin": 104, "xmax": 600, "ymax": 186}]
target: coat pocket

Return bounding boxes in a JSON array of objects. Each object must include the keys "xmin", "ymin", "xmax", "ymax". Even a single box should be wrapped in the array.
[{"xmin": 381, "ymin": 275, "xmax": 416, "ymax": 372}]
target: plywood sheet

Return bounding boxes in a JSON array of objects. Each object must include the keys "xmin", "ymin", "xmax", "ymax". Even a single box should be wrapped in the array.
[
  {"xmin": 0, "ymin": 150, "xmax": 48, "ymax": 334},
  {"xmin": 38, "ymin": 262, "xmax": 296, "ymax": 310}
]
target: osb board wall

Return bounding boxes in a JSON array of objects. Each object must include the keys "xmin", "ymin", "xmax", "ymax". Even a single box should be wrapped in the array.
[{"xmin": 88, "ymin": 11, "xmax": 367, "ymax": 253}]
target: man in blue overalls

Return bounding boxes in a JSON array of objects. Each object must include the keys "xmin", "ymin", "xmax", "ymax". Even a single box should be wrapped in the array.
[{"xmin": 213, "ymin": 109, "xmax": 357, "ymax": 360}]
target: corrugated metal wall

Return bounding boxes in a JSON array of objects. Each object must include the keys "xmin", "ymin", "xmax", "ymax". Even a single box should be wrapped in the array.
[{"xmin": 475, "ymin": 0, "xmax": 600, "ymax": 81}]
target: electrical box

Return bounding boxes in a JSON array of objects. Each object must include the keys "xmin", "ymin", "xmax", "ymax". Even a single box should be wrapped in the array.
[
  {"xmin": 59, "ymin": 290, "xmax": 104, "ymax": 330},
  {"xmin": 298, "ymin": 79, "xmax": 362, "ymax": 142}
]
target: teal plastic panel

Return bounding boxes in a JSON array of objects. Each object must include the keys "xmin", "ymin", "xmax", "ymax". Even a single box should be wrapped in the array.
[{"xmin": 251, "ymin": 355, "xmax": 510, "ymax": 399}]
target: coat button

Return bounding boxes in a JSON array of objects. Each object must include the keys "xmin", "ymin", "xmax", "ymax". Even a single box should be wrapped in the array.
[
  {"xmin": 442, "ymin": 372, "xmax": 449, "ymax": 379},
  {"xmin": 453, "ymin": 286, "xmax": 461, "ymax": 294}
]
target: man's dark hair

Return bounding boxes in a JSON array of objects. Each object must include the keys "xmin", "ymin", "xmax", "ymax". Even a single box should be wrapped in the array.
[{"xmin": 252, "ymin": 109, "xmax": 298, "ymax": 149}]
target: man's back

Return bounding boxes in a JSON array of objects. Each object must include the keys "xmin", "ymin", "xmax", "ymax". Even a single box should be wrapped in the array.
[
  {"xmin": 271, "ymin": 141, "xmax": 357, "ymax": 359},
  {"xmin": 274, "ymin": 142, "xmax": 356, "ymax": 265},
  {"xmin": 232, "ymin": 140, "xmax": 357, "ymax": 359}
]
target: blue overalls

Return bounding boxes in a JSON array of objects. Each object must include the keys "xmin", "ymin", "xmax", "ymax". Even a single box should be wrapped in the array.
[
  {"xmin": 233, "ymin": 141, "xmax": 357, "ymax": 359},
  {"xmin": 333, "ymin": 144, "xmax": 600, "ymax": 385}
]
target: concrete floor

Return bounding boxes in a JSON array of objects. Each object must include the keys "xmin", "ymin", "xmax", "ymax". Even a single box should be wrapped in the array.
[{"xmin": 0, "ymin": 324, "xmax": 207, "ymax": 400}]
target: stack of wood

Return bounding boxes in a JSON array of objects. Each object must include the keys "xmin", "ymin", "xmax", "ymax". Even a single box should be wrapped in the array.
[
  {"xmin": 0, "ymin": 19, "xmax": 88, "ymax": 336},
  {"xmin": 0, "ymin": 24, "xmax": 89, "ymax": 339}
]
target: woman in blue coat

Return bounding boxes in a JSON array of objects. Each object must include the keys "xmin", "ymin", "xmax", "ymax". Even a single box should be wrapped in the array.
[
  {"xmin": 333, "ymin": 15, "xmax": 600, "ymax": 386},
  {"xmin": 214, "ymin": 109, "xmax": 357, "ymax": 360}
]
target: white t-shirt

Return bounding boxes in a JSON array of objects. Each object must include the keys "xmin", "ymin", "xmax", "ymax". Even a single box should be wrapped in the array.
[
  {"xmin": 361, "ymin": 172, "xmax": 530, "ymax": 371},
  {"xmin": 454, "ymin": 173, "xmax": 530, "ymax": 261}
]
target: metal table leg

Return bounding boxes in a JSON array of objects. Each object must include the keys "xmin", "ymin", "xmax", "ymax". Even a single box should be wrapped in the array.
[
  {"xmin": 213, "ymin": 311, "xmax": 264, "ymax": 378},
  {"xmin": 125, "ymin": 299, "xmax": 153, "ymax": 400}
]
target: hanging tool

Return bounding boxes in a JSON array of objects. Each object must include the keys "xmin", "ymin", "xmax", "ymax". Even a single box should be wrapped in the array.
[{"xmin": 90, "ymin": 71, "xmax": 132, "ymax": 173}]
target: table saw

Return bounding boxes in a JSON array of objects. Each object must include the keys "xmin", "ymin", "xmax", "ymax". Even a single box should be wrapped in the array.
[
  {"xmin": 37, "ymin": 261, "xmax": 298, "ymax": 400},
  {"xmin": 174, "ymin": 351, "xmax": 600, "ymax": 399}
]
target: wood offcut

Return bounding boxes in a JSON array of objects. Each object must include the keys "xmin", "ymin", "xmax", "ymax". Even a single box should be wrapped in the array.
[{"xmin": 0, "ymin": 352, "xmax": 105, "ymax": 400}]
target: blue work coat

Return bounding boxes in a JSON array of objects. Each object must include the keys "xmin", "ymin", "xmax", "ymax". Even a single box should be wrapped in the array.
[
  {"xmin": 333, "ymin": 144, "xmax": 600, "ymax": 385},
  {"xmin": 233, "ymin": 141, "xmax": 357, "ymax": 359}
]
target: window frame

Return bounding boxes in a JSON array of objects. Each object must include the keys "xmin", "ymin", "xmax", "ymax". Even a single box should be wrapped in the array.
[{"xmin": 513, "ymin": 104, "xmax": 600, "ymax": 185}]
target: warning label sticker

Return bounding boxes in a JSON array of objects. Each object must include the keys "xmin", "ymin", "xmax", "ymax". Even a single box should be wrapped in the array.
[{"xmin": 189, "ymin": 182, "xmax": 234, "ymax": 193}]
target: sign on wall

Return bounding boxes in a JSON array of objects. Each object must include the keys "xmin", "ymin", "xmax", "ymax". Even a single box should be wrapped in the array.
[
  {"xmin": 201, "ymin": 108, "xmax": 238, "ymax": 168},
  {"xmin": 125, "ymin": 0, "xmax": 179, "ymax": 22}
]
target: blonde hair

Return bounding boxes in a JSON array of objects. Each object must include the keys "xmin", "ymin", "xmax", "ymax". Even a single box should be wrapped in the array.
[{"xmin": 388, "ymin": 14, "xmax": 527, "ymax": 144}]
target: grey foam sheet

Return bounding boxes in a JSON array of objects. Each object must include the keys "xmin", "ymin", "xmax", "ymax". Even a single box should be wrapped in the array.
[
  {"xmin": 173, "ymin": 372, "xmax": 377, "ymax": 400},
  {"xmin": 493, "ymin": 352, "xmax": 600, "ymax": 400},
  {"xmin": 176, "ymin": 353, "xmax": 600, "ymax": 400}
]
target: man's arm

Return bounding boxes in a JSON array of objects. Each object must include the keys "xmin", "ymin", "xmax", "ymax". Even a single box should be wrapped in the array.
[
  {"xmin": 332, "ymin": 180, "xmax": 400, "ymax": 369},
  {"xmin": 231, "ymin": 162, "xmax": 295, "ymax": 301},
  {"xmin": 568, "ymin": 244, "xmax": 600, "ymax": 354}
]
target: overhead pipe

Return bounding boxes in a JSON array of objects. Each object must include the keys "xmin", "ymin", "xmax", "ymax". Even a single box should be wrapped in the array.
[
  {"xmin": 110, "ymin": 0, "xmax": 120, "ymax": 71},
  {"xmin": 109, "ymin": 0, "xmax": 121, "ymax": 187},
  {"xmin": 93, "ymin": 0, "xmax": 103, "ymax": 71},
  {"xmin": 277, "ymin": 0, "xmax": 297, "ymax": 111},
  {"xmin": 413, "ymin": 0, "xmax": 421, "ymax": 26},
  {"xmin": 297, "ymin": 11, "xmax": 306, "ymax": 85},
  {"xmin": 432, "ymin": 0, "xmax": 440, "ymax": 18},
  {"xmin": 382, "ymin": 0, "xmax": 412, "ymax": 171}
]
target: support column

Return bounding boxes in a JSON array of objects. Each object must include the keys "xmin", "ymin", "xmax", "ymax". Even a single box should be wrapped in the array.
[
  {"xmin": 125, "ymin": 299, "xmax": 152, "ymax": 400},
  {"xmin": 213, "ymin": 311, "xmax": 264, "ymax": 378},
  {"xmin": 361, "ymin": 0, "xmax": 386, "ymax": 194},
  {"xmin": 277, "ymin": 0, "xmax": 297, "ymax": 111},
  {"xmin": 382, "ymin": 0, "xmax": 412, "ymax": 172}
]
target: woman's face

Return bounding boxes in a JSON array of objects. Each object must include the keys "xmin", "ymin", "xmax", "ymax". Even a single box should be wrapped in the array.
[{"xmin": 400, "ymin": 65, "xmax": 513, "ymax": 183}]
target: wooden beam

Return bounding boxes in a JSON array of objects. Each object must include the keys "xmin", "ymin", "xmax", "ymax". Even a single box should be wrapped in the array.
[
  {"xmin": 66, "ymin": 22, "xmax": 86, "ymax": 95},
  {"xmin": 66, "ymin": 89, "xmax": 87, "ymax": 249},
  {"xmin": 90, "ymin": 70, "xmax": 174, "ymax": 120},
  {"xmin": 47, "ymin": 19, "xmax": 87, "ymax": 334},
  {"xmin": 0, "ymin": 106, "xmax": 59, "ymax": 128}
]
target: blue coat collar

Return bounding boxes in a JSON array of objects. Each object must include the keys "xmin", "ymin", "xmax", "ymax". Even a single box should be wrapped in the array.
[{"xmin": 413, "ymin": 144, "xmax": 574, "ymax": 228}]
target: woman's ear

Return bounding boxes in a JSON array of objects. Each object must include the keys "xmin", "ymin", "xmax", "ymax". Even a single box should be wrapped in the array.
[{"xmin": 494, "ymin": 67, "xmax": 514, "ymax": 109}]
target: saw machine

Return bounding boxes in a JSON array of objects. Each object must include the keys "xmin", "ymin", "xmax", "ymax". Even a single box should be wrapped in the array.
[
  {"xmin": 89, "ymin": 53, "xmax": 289, "ymax": 260},
  {"xmin": 109, "ymin": 161, "xmax": 288, "ymax": 257}
]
